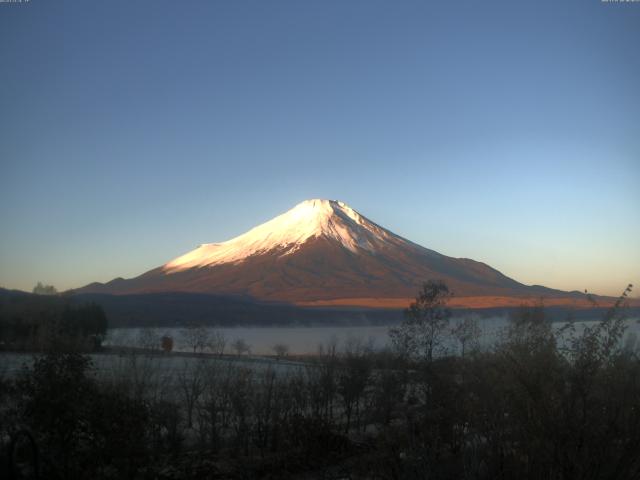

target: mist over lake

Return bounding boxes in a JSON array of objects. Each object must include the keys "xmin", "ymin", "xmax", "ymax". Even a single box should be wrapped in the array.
[{"xmin": 105, "ymin": 316, "xmax": 640, "ymax": 356}]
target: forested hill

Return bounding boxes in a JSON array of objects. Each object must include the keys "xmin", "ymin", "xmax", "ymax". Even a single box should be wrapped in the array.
[
  {"xmin": 72, "ymin": 291, "xmax": 637, "ymax": 328},
  {"xmin": 0, "ymin": 288, "xmax": 107, "ymax": 351}
]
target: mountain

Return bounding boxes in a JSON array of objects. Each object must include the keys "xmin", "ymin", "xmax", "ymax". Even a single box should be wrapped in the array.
[{"xmin": 75, "ymin": 199, "xmax": 591, "ymax": 308}]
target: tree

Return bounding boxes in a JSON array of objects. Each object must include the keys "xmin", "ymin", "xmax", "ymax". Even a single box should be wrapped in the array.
[
  {"xmin": 272, "ymin": 343, "xmax": 289, "ymax": 360},
  {"xmin": 483, "ymin": 284, "xmax": 640, "ymax": 479},
  {"xmin": 181, "ymin": 324, "xmax": 210, "ymax": 354},
  {"xmin": 161, "ymin": 335, "xmax": 174, "ymax": 353},
  {"xmin": 209, "ymin": 330, "xmax": 227, "ymax": 356},
  {"xmin": 177, "ymin": 359, "xmax": 206, "ymax": 429},
  {"xmin": 14, "ymin": 351, "xmax": 161, "ymax": 478},
  {"xmin": 389, "ymin": 280, "xmax": 452, "ymax": 362},
  {"xmin": 232, "ymin": 338, "xmax": 251, "ymax": 356},
  {"xmin": 507, "ymin": 298, "xmax": 551, "ymax": 344},
  {"xmin": 136, "ymin": 328, "xmax": 161, "ymax": 352},
  {"xmin": 32, "ymin": 282, "xmax": 58, "ymax": 295},
  {"xmin": 337, "ymin": 352, "xmax": 371, "ymax": 432},
  {"xmin": 60, "ymin": 302, "xmax": 108, "ymax": 349},
  {"xmin": 451, "ymin": 314, "xmax": 481, "ymax": 358},
  {"xmin": 16, "ymin": 352, "xmax": 96, "ymax": 478}
]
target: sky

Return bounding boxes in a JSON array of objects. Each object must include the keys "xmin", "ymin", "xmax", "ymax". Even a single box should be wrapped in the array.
[{"xmin": 1, "ymin": 0, "xmax": 638, "ymax": 297}]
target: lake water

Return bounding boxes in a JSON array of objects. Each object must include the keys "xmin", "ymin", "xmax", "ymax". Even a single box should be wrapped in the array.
[
  {"xmin": 105, "ymin": 316, "xmax": 640, "ymax": 356},
  {"xmin": 2, "ymin": 317, "xmax": 638, "ymax": 382}
]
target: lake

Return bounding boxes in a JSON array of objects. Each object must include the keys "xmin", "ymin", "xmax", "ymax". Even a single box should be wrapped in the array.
[{"xmin": 105, "ymin": 315, "xmax": 640, "ymax": 355}]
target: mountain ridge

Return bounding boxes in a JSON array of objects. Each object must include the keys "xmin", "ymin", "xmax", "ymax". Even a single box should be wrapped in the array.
[{"xmin": 74, "ymin": 199, "xmax": 590, "ymax": 307}]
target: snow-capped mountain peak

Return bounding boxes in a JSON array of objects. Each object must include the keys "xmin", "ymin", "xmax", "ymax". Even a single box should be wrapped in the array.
[
  {"xmin": 162, "ymin": 199, "xmax": 402, "ymax": 272},
  {"xmin": 77, "ymin": 199, "xmax": 566, "ymax": 306}
]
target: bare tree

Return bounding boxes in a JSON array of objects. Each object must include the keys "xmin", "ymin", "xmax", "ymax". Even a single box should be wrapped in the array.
[
  {"xmin": 343, "ymin": 335, "xmax": 374, "ymax": 357},
  {"xmin": 232, "ymin": 338, "xmax": 251, "ymax": 356},
  {"xmin": 317, "ymin": 335, "xmax": 339, "ymax": 358},
  {"xmin": 337, "ymin": 352, "xmax": 371, "ymax": 433},
  {"xmin": 389, "ymin": 280, "xmax": 452, "ymax": 362},
  {"xmin": 272, "ymin": 343, "xmax": 289, "ymax": 360},
  {"xmin": 116, "ymin": 348, "xmax": 168, "ymax": 402},
  {"xmin": 308, "ymin": 337, "xmax": 340, "ymax": 422},
  {"xmin": 208, "ymin": 330, "xmax": 227, "ymax": 356},
  {"xmin": 136, "ymin": 328, "xmax": 161, "ymax": 352},
  {"xmin": 370, "ymin": 369, "xmax": 405, "ymax": 426},
  {"xmin": 229, "ymin": 367, "xmax": 253, "ymax": 456},
  {"xmin": 181, "ymin": 324, "xmax": 210, "ymax": 354},
  {"xmin": 177, "ymin": 359, "xmax": 206, "ymax": 429},
  {"xmin": 451, "ymin": 314, "xmax": 481, "ymax": 358},
  {"xmin": 197, "ymin": 363, "xmax": 234, "ymax": 452},
  {"xmin": 252, "ymin": 367, "xmax": 279, "ymax": 457}
]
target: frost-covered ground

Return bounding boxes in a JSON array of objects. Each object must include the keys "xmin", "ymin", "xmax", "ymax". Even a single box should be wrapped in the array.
[{"xmin": 0, "ymin": 351, "xmax": 304, "ymax": 382}]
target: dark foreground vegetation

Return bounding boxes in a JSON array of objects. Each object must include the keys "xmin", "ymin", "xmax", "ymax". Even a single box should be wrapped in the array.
[{"xmin": 1, "ymin": 283, "xmax": 639, "ymax": 479}]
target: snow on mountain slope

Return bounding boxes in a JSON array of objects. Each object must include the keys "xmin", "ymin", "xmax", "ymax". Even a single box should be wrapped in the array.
[
  {"xmin": 75, "ymin": 198, "xmax": 582, "ymax": 306},
  {"xmin": 163, "ymin": 199, "xmax": 417, "ymax": 272}
]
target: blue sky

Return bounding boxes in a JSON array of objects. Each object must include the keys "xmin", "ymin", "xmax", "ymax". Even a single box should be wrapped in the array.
[{"xmin": 1, "ymin": 0, "xmax": 638, "ymax": 297}]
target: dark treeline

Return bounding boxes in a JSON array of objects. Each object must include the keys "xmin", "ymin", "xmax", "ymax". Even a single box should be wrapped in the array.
[
  {"xmin": 1, "ymin": 283, "xmax": 639, "ymax": 479},
  {"xmin": 71, "ymin": 291, "xmax": 639, "ymax": 328},
  {"xmin": 0, "ymin": 289, "xmax": 107, "ymax": 351},
  {"xmin": 73, "ymin": 291, "xmax": 405, "ymax": 327}
]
